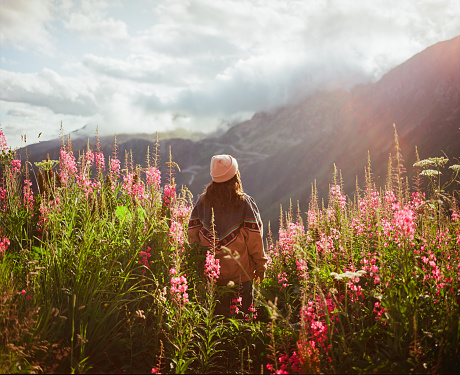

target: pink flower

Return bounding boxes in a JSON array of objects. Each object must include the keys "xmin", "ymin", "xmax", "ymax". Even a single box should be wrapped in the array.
[
  {"xmin": 0, "ymin": 236, "xmax": 10, "ymax": 257},
  {"xmin": 204, "ymin": 251, "xmax": 220, "ymax": 283},
  {"xmin": 146, "ymin": 167, "xmax": 161, "ymax": 187},
  {"xmin": 393, "ymin": 206, "xmax": 416, "ymax": 240},
  {"xmin": 230, "ymin": 296, "xmax": 242, "ymax": 315},
  {"xmin": 138, "ymin": 247, "xmax": 152, "ymax": 274},
  {"xmin": 0, "ymin": 128, "xmax": 8, "ymax": 150},
  {"xmin": 123, "ymin": 173, "xmax": 145, "ymax": 200},
  {"xmin": 11, "ymin": 159, "xmax": 21, "ymax": 173},
  {"xmin": 169, "ymin": 221, "xmax": 184, "ymax": 247},
  {"xmin": 110, "ymin": 157, "xmax": 121, "ymax": 177},
  {"xmin": 95, "ymin": 152, "xmax": 105, "ymax": 172},
  {"xmin": 170, "ymin": 274, "xmax": 189, "ymax": 305},
  {"xmin": 23, "ymin": 179, "xmax": 34, "ymax": 210},
  {"xmin": 163, "ymin": 184, "xmax": 176, "ymax": 204},
  {"xmin": 59, "ymin": 150, "xmax": 77, "ymax": 185},
  {"xmin": 330, "ymin": 184, "xmax": 346, "ymax": 210},
  {"xmin": 84, "ymin": 149, "xmax": 95, "ymax": 167}
]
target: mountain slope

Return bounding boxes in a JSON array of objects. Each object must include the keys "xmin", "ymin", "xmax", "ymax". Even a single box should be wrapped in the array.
[{"xmin": 19, "ymin": 36, "xmax": 460, "ymax": 230}]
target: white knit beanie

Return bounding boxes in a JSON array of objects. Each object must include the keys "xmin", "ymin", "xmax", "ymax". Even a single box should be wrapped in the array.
[{"xmin": 210, "ymin": 154, "xmax": 238, "ymax": 183}]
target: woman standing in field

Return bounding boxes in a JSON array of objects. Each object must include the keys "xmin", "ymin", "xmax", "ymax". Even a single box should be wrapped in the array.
[{"xmin": 188, "ymin": 154, "xmax": 267, "ymax": 317}]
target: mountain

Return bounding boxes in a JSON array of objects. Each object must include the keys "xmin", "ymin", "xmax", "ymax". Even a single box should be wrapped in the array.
[{"xmin": 19, "ymin": 35, "xmax": 460, "ymax": 231}]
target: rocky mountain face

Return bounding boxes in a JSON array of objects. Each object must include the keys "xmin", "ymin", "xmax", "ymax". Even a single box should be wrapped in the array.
[{"xmin": 19, "ymin": 35, "xmax": 460, "ymax": 231}]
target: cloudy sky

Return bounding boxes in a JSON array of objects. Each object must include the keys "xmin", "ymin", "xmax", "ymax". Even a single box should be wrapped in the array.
[{"xmin": 1, "ymin": 0, "xmax": 459, "ymax": 149}]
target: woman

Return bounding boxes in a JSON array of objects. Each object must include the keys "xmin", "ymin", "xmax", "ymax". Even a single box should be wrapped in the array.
[{"xmin": 188, "ymin": 154, "xmax": 267, "ymax": 317}]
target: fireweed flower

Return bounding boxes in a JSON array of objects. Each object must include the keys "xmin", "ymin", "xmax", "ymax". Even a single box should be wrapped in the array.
[
  {"xmin": 59, "ymin": 150, "xmax": 77, "ymax": 185},
  {"xmin": 230, "ymin": 296, "xmax": 242, "ymax": 315},
  {"xmin": 0, "ymin": 130, "xmax": 8, "ymax": 151},
  {"xmin": 163, "ymin": 184, "xmax": 176, "ymax": 205},
  {"xmin": 393, "ymin": 206, "xmax": 416, "ymax": 240},
  {"xmin": 296, "ymin": 258, "xmax": 309, "ymax": 280},
  {"xmin": 278, "ymin": 272, "xmax": 288, "ymax": 289},
  {"xmin": 110, "ymin": 157, "xmax": 121, "ymax": 177},
  {"xmin": 171, "ymin": 203, "xmax": 192, "ymax": 222},
  {"xmin": 95, "ymin": 152, "xmax": 105, "ymax": 172},
  {"xmin": 278, "ymin": 222, "xmax": 304, "ymax": 256},
  {"xmin": 300, "ymin": 296, "xmax": 335, "ymax": 355},
  {"xmin": 204, "ymin": 251, "xmax": 220, "ymax": 283},
  {"xmin": 146, "ymin": 166, "xmax": 161, "ymax": 187},
  {"xmin": 123, "ymin": 173, "xmax": 145, "ymax": 200},
  {"xmin": 307, "ymin": 209, "xmax": 320, "ymax": 228},
  {"xmin": 77, "ymin": 173, "xmax": 101, "ymax": 197},
  {"xmin": 169, "ymin": 220, "xmax": 184, "ymax": 249},
  {"xmin": 84, "ymin": 149, "xmax": 95, "ymax": 168},
  {"xmin": 0, "ymin": 236, "xmax": 10, "ymax": 257},
  {"xmin": 170, "ymin": 273, "xmax": 189, "ymax": 305},
  {"xmin": 23, "ymin": 179, "xmax": 34, "ymax": 211},
  {"xmin": 138, "ymin": 247, "xmax": 152, "ymax": 274},
  {"xmin": 330, "ymin": 184, "xmax": 346, "ymax": 210},
  {"xmin": 0, "ymin": 187, "xmax": 7, "ymax": 212},
  {"xmin": 11, "ymin": 159, "xmax": 21, "ymax": 173}
]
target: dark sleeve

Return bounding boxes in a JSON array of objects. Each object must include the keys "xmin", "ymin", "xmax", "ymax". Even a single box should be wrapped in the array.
[
  {"xmin": 243, "ymin": 195, "xmax": 267, "ymax": 279},
  {"xmin": 187, "ymin": 198, "xmax": 202, "ymax": 244}
]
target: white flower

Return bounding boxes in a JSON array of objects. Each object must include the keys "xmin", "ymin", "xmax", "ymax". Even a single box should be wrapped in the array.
[
  {"xmin": 330, "ymin": 270, "xmax": 366, "ymax": 280},
  {"xmin": 420, "ymin": 169, "xmax": 441, "ymax": 177}
]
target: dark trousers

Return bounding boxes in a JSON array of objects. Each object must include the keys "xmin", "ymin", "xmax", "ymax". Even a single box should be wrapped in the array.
[{"xmin": 215, "ymin": 280, "xmax": 253, "ymax": 318}]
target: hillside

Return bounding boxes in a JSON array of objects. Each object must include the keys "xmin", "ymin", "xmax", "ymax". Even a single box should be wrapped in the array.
[{"xmin": 19, "ymin": 35, "xmax": 460, "ymax": 231}]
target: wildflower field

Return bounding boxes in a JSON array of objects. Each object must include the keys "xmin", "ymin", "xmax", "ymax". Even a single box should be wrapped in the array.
[{"xmin": 0, "ymin": 126, "xmax": 459, "ymax": 374}]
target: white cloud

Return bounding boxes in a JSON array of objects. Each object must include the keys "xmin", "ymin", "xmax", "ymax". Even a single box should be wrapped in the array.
[
  {"xmin": 0, "ymin": 68, "xmax": 98, "ymax": 116},
  {"xmin": 0, "ymin": 101, "xmax": 92, "ymax": 148},
  {"xmin": 64, "ymin": 13, "xmax": 129, "ymax": 44},
  {"xmin": 0, "ymin": 0, "xmax": 56, "ymax": 54}
]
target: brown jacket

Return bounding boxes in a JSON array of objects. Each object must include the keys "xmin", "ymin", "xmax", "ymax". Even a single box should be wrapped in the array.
[{"xmin": 188, "ymin": 194, "xmax": 267, "ymax": 286}]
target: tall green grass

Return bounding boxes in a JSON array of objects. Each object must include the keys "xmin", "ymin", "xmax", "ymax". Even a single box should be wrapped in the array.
[{"xmin": 0, "ymin": 127, "xmax": 459, "ymax": 374}]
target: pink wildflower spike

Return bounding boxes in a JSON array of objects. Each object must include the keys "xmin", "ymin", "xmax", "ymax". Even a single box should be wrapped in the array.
[
  {"xmin": 204, "ymin": 251, "xmax": 220, "ymax": 283},
  {"xmin": 110, "ymin": 157, "xmax": 121, "ymax": 177},
  {"xmin": 330, "ymin": 184, "xmax": 346, "ymax": 209},
  {"xmin": 170, "ymin": 274, "xmax": 189, "ymax": 305},
  {"xmin": 163, "ymin": 184, "xmax": 176, "ymax": 205},
  {"xmin": 95, "ymin": 151, "xmax": 105, "ymax": 172},
  {"xmin": 84, "ymin": 149, "xmax": 95, "ymax": 167},
  {"xmin": 0, "ymin": 128, "xmax": 8, "ymax": 150},
  {"xmin": 0, "ymin": 236, "xmax": 10, "ymax": 257},
  {"xmin": 393, "ymin": 205, "xmax": 416, "ymax": 240},
  {"xmin": 230, "ymin": 296, "xmax": 243, "ymax": 315},
  {"xmin": 23, "ymin": 178, "xmax": 34, "ymax": 210},
  {"xmin": 11, "ymin": 159, "xmax": 21, "ymax": 173},
  {"xmin": 59, "ymin": 149, "xmax": 77, "ymax": 185},
  {"xmin": 138, "ymin": 247, "xmax": 152, "ymax": 274},
  {"xmin": 278, "ymin": 221, "xmax": 304, "ymax": 256},
  {"xmin": 169, "ymin": 221, "xmax": 184, "ymax": 248},
  {"xmin": 146, "ymin": 166, "xmax": 161, "ymax": 187},
  {"xmin": 123, "ymin": 173, "xmax": 145, "ymax": 200}
]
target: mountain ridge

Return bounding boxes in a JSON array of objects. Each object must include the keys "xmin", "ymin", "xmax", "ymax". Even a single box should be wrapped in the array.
[{"xmin": 18, "ymin": 35, "xmax": 460, "ymax": 231}]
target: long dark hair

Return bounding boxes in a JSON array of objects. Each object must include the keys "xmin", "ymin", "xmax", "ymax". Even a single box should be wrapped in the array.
[{"xmin": 201, "ymin": 170, "xmax": 245, "ymax": 210}]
